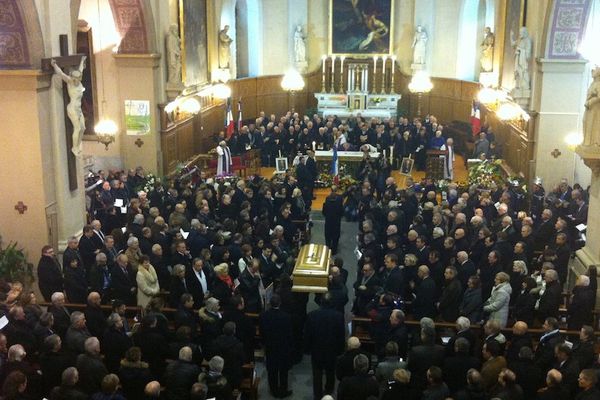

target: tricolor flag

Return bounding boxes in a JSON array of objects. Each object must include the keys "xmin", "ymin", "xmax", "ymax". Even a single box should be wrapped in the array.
[
  {"xmin": 331, "ymin": 144, "xmax": 339, "ymax": 185},
  {"xmin": 225, "ymin": 98, "xmax": 234, "ymax": 138},
  {"xmin": 237, "ymin": 100, "xmax": 243, "ymax": 132},
  {"xmin": 470, "ymin": 100, "xmax": 481, "ymax": 136}
]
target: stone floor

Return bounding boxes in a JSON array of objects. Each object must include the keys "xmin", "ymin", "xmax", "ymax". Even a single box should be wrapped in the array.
[{"xmin": 254, "ymin": 212, "xmax": 359, "ymax": 400}]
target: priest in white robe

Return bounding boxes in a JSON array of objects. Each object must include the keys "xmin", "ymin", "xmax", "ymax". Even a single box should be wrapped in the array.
[
  {"xmin": 440, "ymin": 138, "xmax": 455, "ymax": 180},
  {"xmin": 216, "ymin": 140, "xmax": 232, "ymax": 176}
]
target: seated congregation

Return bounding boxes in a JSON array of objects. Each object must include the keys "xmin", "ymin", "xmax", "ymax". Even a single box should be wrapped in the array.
[{"xmin": 0, "ymin": 109, "xmax": 599, "ymax": 400}]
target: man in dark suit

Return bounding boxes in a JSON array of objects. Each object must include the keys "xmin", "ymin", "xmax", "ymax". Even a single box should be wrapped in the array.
[
  {"xmin": 78, "ymin": 225, "xmax": 101, "ymax": 271},
  {"xmin": 337, "ymin": 354, "xmax": 379, "ymax": 400},
  {"xmin": 505, "ymin": 321, "xmax": 532, "ymax": 363},
  {"xmin": 455, "ymin": 251, "xmax": 476, "ymax": 291},
  {"xmin": 322, "ymin": 186, "xmax": 344, "ymax": 254},
  {"xmin": 535, "ymin": 317, "xmax": 564, "ymax": 373},
  {"xmin": 260, "ymin": 294, "xmax": 293, "ymax": 398},
  {"xmin": 186, "ymin": 258, "xmax": 212, "ymax": 309},
  {"xmin": 352, "ymin": 263, "xmax": 381, "ymax": 316},
  {"xmin": 335, "ymin": 337, "xmax": 372, "ymax": 382},
  {"xmin": 304, "ymin": 292, "xmax": 345, "ymax": 399},
  {"xmin": 437, "ymin": 266, "xmax": 462, "ymax": 322},
  {"xmin": 48, "ymin": 292, "xmax": 71, "ymax": 338},
  {"xmin": 407, "ymin": 327, "xmax": 445, "ymax": 391},
  {"xmin": 382, "ymin": 254, "xmax": 404, "ymax": 297},
  {"xmin": 554, "ymin": 343, "xmax": 581, "ymax": 396},
  {"xmin": 534, "ymin": 209, "xmax": 555, "ymax": 250},
  {"xmin": 411, "ymin": 265, "xmax": 437, "ymax": 319},
  {"xmin": 538, "ymin": 269, "xmax": 562, "ymax": 321},
  {"xmin": 37, "ymin": 245, "xmax": 64, "ymax": 302},
  {"xmin": 552, "ymin": 233, "xmax": 571, "ymax": 285},
  {"xmin": 442, "ymin": 337, "xmax": 480, "ymax": 393},
  {"xmin": 110, "ymin": 254, "xmax": 137, "ymax": 306}
]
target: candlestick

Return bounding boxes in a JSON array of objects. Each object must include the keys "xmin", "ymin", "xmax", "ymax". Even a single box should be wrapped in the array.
[
  {"xmin": 279, "ymin": 150, "xmax": 282, "ymax": 158},
  {"xmin": 340, "ymin": 56, "xmax": 346, "ymax": 92},
  {"xmin": 373, "ymin": 56, "xmax": 378, "ymax": 94},
  {"xmin": 312, "ymin": 141, "xmax": 316, "ymax": 152},
  {"xmin": 391, "ymin": 56, "xmax": 396, "ymax": 93},
  {"xmin": 389, "ymin": 145, "xmax": 394, "ymax": 166},
  {"xmin": 330, "ymin": 55, "xmax": 336, "ymax": 93},
  {"xmin": 381, "ymin": 56, "xmax": 388, "ymax": 94}
]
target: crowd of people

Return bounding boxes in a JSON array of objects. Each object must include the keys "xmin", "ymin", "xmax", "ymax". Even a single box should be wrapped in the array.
[{"xmin": 0, "ymin": 108, "xmax": 598, "ymax": 400}]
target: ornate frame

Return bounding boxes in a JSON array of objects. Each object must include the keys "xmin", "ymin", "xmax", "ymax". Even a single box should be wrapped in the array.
[
  {"xmin": 328, "ymin": 0, "xmax": 394, "ymax": 57},
  {"xmin": 178, "ymin": 0, "xmax": 209, "ymax": 86}
]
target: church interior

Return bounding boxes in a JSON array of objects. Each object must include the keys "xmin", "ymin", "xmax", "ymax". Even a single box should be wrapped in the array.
[{"xmin": 1, "ymin": 0, "xmax": 600, "ymax": 399}]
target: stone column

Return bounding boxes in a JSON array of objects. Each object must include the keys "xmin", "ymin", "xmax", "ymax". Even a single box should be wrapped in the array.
[
  {"xmin": 532, "ymin": 59, "xmax": 588, "ymax": 190},
  {"xmin": 114, "ymin": 53, "xmax": 162, "ymax": 174}
]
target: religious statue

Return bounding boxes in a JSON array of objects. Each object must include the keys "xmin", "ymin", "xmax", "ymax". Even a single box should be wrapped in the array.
[
  {"xmin": 511, "ymin": 27, "xmax": 532, "ymax": 90},
  {"xmin": 294, "ymin": 25, "xmax": 306, "ymax": 63},
  {"xmin": 51, "ymin": 56, "xmax": 87, "ymax": 157},
  {"xmin": 412, "ymin": 25, "xmax": 428, "ymax": 65},
  {"xmin": 218, "ymin": 25, "xmax": 233, "ymax": 69},
  {"xmin": 166, "ymin": 24, "xmax": 182, "ymax": 84},
  {"xmin": 583, "ymin": 68, "xmax": 600, "ymax": 147},
  {"xmin": 480, "ymin": 27, "xmax": 495, "ymax": 72}
]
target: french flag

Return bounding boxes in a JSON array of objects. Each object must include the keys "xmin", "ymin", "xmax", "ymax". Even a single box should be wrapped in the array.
[
  {"xmin": 471, "ymin": 100, "xmax": 481, "ymax": 136},
  {"xmin": 237, "ymin": 99, "xmax": 243, "ymax": 132},
  {"xmin": 225, "ymin": 98, "xmax": 234, "ymax": 138},
  {"xmin": 331, "ymin": 144, "xmax": 339, "ymax": 185}
]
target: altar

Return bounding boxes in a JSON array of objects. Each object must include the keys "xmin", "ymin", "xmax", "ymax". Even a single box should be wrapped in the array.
[{"xmin": 315, "ymin": 57, "xmax": 401, "ymax": 119}]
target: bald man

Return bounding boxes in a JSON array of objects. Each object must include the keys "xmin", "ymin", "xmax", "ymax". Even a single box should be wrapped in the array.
[
  {"xmin": 144, "ymin": 381, "xmax": 161, "ymax": 398},
  {"xmin": 335, "ymin": 337, "xmax": 371, "ymax": 382},
  {"xmin": 411, "ymin": 266, "xmax": 437, "ymax": 319},
  {"xmin": 84, "ymin": 292, "xmax": 106, "ymax": 338},
  {"xmin": 505, "ymin": 321, "xmax": 532, "ymax": 363}
]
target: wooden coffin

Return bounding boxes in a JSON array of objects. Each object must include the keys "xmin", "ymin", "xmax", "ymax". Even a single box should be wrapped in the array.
[{"xmin": 292, "ymin": 244, "xmax": 331, "ymax": 293}]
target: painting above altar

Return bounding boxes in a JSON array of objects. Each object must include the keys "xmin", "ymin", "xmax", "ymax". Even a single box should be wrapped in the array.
[{"xmin": 329, "ymin": 0, "xmax": 393, "ymax": 55}]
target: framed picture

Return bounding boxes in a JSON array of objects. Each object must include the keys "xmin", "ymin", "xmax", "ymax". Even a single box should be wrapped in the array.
[
  {"xmin": 179, "ymin": 0, "xmax": 209, "ymax": 86},
  {"xmin": 276, "ymin": 157, "xmax": 289, "ymax": 174},
  {"xmin": 400, "ymin": 157, "xmax": 414, "ymax": 176},
  {"xmin": 329, "ymin": 0, "xmax": 393, "ymax": 56},
  {"xmin": 125, "ymin": 100, "xmax": 151, "ymax": 135}
]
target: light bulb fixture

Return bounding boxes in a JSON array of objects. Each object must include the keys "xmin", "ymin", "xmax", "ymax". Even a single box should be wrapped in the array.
[
  {"xmin": 213, "ymin": 83, "xmax": 232, "ymax": 99},
  {"xmin": 95, "ymin": 119, "xmax": 118, "ymax": 150},
  {"xmin": 564, "ymin": 132, "xmax": 583, "ymax": 150},
  {"xmin": 408, "ymin": 71, "xmax": 433, "ymax": 94},
  {"xmin": 496, "ymin": 102, "xmax": 529, "ymax": 122},
  {"xmin": 179, "ymin": 97, "xmax": 201, "ymax": 114},
  {"xmin": 281, "ymin": 69, "xmax": 305, "ymax": 92}
]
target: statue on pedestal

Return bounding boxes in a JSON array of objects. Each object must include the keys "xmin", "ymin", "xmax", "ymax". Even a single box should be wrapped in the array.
[
  {"xmin": 583, "ymin": 68, "xmax": 600, "ymax": 147},
  {"xmin": 166, "ymin": 24, "xmax": 182, "ymax": 84},
  {"xmin": 511, "ymin": 27, "xmax": 532, "ymax": 90},
  {"xmin": 51, "ymin": 56, "xmax": 87, "ymax": 157},
  {"xmin": 480, "ymin": 27, "xmax": 495, "ymax": 72},
  {"xmin": 294, "ymin": 25, "xmax": 306, "ymax": 63},
  {"xmin": 412, "ymin": 25, "xmax": 428, "ymax": 66},
  {"xmin": 218, "ymin": 25, "xmax": 233, "ymax": 69}
]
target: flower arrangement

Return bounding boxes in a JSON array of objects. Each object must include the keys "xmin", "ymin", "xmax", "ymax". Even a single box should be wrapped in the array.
[
  {"xmin": 315, "ymin": 172, "xmax": 358, "ymax": 191},
  {"xmin": 468, "ymin": 159, "xmax": 504, "ymax": 189},
  {"xmin": 371, "ymin": 97, "xmax": 383, "ymax": 105},
  {"xmin": 141, "ymin": 174, "xmax": 158, "ymax": 194}
]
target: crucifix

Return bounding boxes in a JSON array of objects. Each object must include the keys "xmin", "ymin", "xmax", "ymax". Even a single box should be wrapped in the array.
[{"xmin": 42, "ymin": 34, "xmax": 87, "ymax": 191}]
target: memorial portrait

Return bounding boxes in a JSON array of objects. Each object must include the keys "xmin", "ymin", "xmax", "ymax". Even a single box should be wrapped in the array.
[
  {"xmin": 400, "ymin": 157, "xmax": 414, "ymax": 176},
  {"xmin": 329, "ymin": 0, "xmax": 393, "ymax": 55},
  {"xmin": 276, "ymin": 157, "xmax": 289, "ymax": 174},
  {"xmin": 179, "ymin": 0, "xmax": 209, "ymax": 86}
]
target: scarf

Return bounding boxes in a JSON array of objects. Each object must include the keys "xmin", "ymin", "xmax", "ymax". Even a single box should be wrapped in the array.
[{"xmin": 218, "ymin": 274, "xmax": 234, "ymax": 289}]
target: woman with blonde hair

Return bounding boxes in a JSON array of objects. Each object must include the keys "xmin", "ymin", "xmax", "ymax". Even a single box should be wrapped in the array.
[
  {"xmin": 211, "ymin": 263, "xmax": 236, "ymax": 307},
  {"xmin": 136, "ymin": 255, "xmax": 160, "ymax": 308}
]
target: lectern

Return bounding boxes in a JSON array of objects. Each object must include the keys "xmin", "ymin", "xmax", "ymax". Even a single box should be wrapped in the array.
[{"xmin": 426, "ymin": 149, "xmax": 447, "ymax": 180}]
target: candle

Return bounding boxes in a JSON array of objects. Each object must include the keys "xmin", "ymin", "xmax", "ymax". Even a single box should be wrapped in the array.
[
  {"xmin": 321, "ymin": 55, "xmax": 327, "ymax": 92},
  {"xmin": 330, "ymin": 55, "xmax": 336, "ymax": 93},
  {"xmin": 381, "ymin": 56, "xmax": 388, "ymax": 93},
  {"xmin": 389, "ymin": 145, "xmax": 394, "ymax": 165},
  {"xmin": 312, "ymin": 141, "xmax": 316, "ymax": 151},
  {"xmin": 279, "ymin": 150, "xmax": 282, "ymax": 158},
  {"xmin": 340, "ymin": 56, "xmax": 346, "ymax": 92},
  {"xmin": 391, "ymin": 55, "xmax": 397, "ymax": 92}
]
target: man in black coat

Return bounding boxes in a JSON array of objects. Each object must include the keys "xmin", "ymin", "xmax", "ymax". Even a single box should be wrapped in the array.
[
  {"xmin": 437, "ymin": 266, "xmax": 462, "ymax": 322},
  {"xmin": 185, "ymin": 258, "xmax": 212, "ymax": 309},
  {"xmin": 538, "ymin": 270, "xmax": 562, "ymax": 321},
  {"xmin": 208, "ymin": 321, "xmax": 246, "ymax": 390},
  {"xmin": 163, "ymin": 346, "xmax": 201, "ymax": 400},
  {"xmin": 407, "ymin": 327, "xmax": 445, "ymax": 391},
  {"xmin": 75, "ymin": 337, "xmax": 108, "ymax": 395},
  {"xmin": 535, "ymin": 317, "xmax": 564, "ymax": 373},
  {"xmin": 505, "ymin": 321, "xmax": 532, "ymax": 363},
  {"xmin": 322, "ymin": 186, "xmax": 344, "ymax": 254},
  {"xmin": 442, "ymin": 337, "xmax": 480, "ymax": 394},
  {"xmin": 382, "ymin": 253, "xmax": 404, "ymax": 297},
  {"xmin": 455, "ymin": 251, "xmax": 476, "ymax": 291},
  {"xmin": 37, "ymin": 245, "xmax": 64, "ymax": 302},
  {"xmin": 48, "ymin": 292, "xmax": 71, "ymax": 338},
  {"xmin": 83, "ymin": 292, "xmax": 107, "ymax": 338},
  {"xmin": 223, "ymin": 296, "xmax": 256, "ymax": 362},
  {"xmin": 260, "ymin": 294, "xmax": 293, "ymax": 398},
  {"xmin": 554, "ymin": 343, "xmax": 581, "ymax": 396},
  {"xmin": 335, "ymin": 337, "xmax": 372, "ymax": 382},
  {"xmin": 110, "ymin": 254, "xmax": 137, "ymax": 306},
  {"xmin": 568, "ymin": 275, "xmax": 596, "ymax": 331},
  {"xmin": 411, "ymin": 265, "xmax": 437, "ymax": 319},
  {"xmin": 238, "ymin": 260, "xmax": 265, "ymax": 314},
  {"xmin": 352, "ymin": 263, "xmax": 381, "ymax": 316},
  {"xmin": 337, "ymin": 354, "xmax": 379, "ymax": 400},
  {"xmin": 508, "ymin": 346, "xmax": 544, "ymax": 399},
  {"xmin": 304, "ymin": 292, "xmax": 345, "ymax": 399}
]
